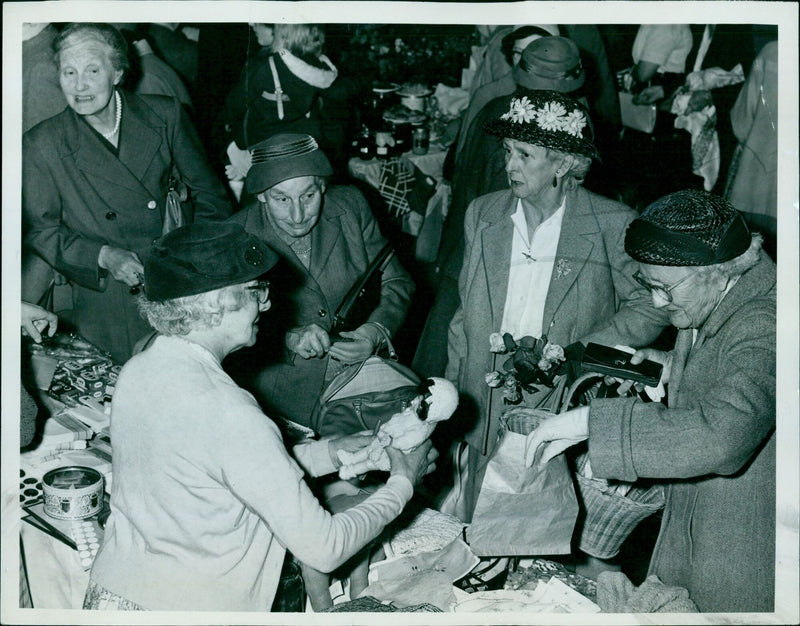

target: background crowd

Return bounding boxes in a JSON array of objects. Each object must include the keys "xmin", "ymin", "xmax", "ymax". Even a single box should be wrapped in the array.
[{"xmin": 18, "ymin": 20, "xmax": 780, "ymax": 615}]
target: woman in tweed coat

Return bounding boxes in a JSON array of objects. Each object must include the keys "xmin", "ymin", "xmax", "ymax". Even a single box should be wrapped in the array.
[{"xmin": 526, "ymin": 190, "xmax": 776, "ymax": 612}]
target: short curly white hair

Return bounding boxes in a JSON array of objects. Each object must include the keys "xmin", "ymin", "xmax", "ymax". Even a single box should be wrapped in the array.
[{"xmin": 138, "ymin": 284, "xmax": 250, "ymax": 336}]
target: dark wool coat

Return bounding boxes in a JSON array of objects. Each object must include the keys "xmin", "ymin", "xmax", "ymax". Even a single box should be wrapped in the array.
[
  {"xmin": 220, "ymin": 49, "xmax": 333, "ymax": 150},
  {"xmin": 23, "ymin": 91, "xmax": 232, "ymax": 363},
  {"xmin": 226, "ymin": 186, "xmax": 415, "ymax": 428},
  {"xmin": 590, "ymin": 255, "xmax": 776, "ymax": 612}
]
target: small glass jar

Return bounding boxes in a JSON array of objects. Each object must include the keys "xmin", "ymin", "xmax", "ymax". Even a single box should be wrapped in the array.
[
  {"xmin": 412, "ymin": 125, "xmax": 430, "ymax": 155},
  {"xmin": 355, "ymin": 127, "xmax": 373, "ymax": 160}
]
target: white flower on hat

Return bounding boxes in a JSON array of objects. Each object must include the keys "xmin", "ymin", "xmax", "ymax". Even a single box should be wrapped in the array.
[
  {"xmin": 535, "ymin": 101, "xmax": 568, "ymax": 132},
  {"xmin": 563, "ymin": 110, "xmax": 587, "ymax": 137},
  {"xmin": 501, "ymin": 96, "xmax": 536, "ymax": 124}
]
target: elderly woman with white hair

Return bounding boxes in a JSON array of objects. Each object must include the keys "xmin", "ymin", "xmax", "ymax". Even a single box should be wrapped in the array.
[
  {"xmin": 525, "ymin": 190, "xmax": 776, "ymax": 612},
  {"xmin": 84, "ymin": 222, "xmax": 434, "ymax": 611},
  {"xmin": 23, "ymin": 22, "xmax": 231, "ymax": 363}
]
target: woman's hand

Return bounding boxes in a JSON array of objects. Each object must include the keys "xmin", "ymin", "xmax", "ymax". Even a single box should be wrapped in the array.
[
  {"xmin": 98, "ymin": 245, "xmax": 144, "ymax": 287},
  {"xmin": 286, "ymin": 324, "xmax": 331, "ymax": 359},
  {"xmin": 632, "ymin": 85, "xmax": 665, "ymax": 105},
  {"xmin": 21, "ymin": 302, "xmax": 58, "ymax": 343},
  {"xmin": 327, "ymin": 431, "xmax": 375, "ymax": 468},
  {"xmin": 328, "ymin": 324, "xmax": 381, "ymax": 364},
  {"xmin": 386, "ymin": 440, "xmax": 438, "ymax": 486},
  {"xmin": 524, "ymin": 406, "xmax": 589, "ymax": 468}
]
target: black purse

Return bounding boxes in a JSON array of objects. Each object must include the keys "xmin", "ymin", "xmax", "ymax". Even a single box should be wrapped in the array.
[{"xmin": 330, "ymin": 242, "xmax": 394, "ymax": 336}]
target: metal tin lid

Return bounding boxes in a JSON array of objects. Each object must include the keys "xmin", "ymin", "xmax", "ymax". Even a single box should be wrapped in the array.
[{"xmin": 43, "ymin": 466, "xmax": 103, "ymax": 491}]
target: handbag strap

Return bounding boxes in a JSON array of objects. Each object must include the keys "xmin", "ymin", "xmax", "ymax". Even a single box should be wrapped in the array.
[
  {"xmin": 268, "ymin": 55, "xmax": 285, "ymax": 120},
  {"xmin": 331, "ymin": 242, "xmax": 395, "ymax": 333}
]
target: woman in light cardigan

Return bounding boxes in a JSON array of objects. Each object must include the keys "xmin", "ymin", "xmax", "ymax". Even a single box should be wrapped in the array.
[{"xmin": 84, "ymin": 222, "xmax": 433, "ymax": 611}]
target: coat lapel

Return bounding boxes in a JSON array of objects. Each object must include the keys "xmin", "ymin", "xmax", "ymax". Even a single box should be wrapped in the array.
[
  {"xmin": 481, "ymin": 194, "xmax": 515, "ymax": 329},
  {"xmin": 542, "ymin": 187, "xmax": 598, "ymax": 333},
  {"xmin": 116, "ymin": 93, "xmax": 164, "ymax": 183},
  {"xmin": 68, "ymin": 92, "xmax": 163, "ymax": 195},
  {"xmin": 310, "ymin": 203, "xmax": 343, "ymax": 279}
]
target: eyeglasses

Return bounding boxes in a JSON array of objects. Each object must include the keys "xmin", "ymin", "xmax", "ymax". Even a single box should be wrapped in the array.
[
  {"xmin": 247, "ymin": 280, "xmax": 270, "ymax": 305},
  {"xmin": 632, "ymin": 270, "xmax": 693, "ymax": 304}
]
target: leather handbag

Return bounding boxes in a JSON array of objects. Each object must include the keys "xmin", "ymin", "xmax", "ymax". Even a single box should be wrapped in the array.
[
  {"xmin": 330, "ymin": 242, "xmax": 395, "ymax": 336},
  {"xmin": 162, "ymin": 168, "xmax": 189, "ymax": 235},
  {"xmin": 310, "ymin": 333, "xmax": 422, "ymax": 438}
]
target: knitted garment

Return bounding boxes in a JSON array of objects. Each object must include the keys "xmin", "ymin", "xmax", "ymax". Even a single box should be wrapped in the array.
[
  {"xmin": 597, "ymin": 573, "xmax": 698, "ymax": 613},
  {"xmin": 625, "ymin": 189, "xmax": 751, "ymax": 266}
]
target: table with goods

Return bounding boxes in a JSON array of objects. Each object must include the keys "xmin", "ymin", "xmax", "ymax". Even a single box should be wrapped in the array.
[{"xmin": 16, "ymin": 333, "xmax": 603, "ymax": 614}]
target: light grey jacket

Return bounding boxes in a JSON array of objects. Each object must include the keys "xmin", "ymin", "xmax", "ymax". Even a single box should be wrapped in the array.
[{"xmin": 446, "ymin": 186, "xmax": 667, "ymax": 454}]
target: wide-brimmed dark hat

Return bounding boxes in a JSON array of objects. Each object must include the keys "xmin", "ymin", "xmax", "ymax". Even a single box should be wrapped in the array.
[
  {"xmin": 485, "ymin": 89, "xmax": 599, "ymax": 159},
  {"xmin": 145, "ymin": 222, "xmax": 278, "ymax": 301},
  {"xmin": 513, "ymin": 36, "xmax": 584, "ymax": 93},
  {"xmin": 625, "ymin": 190, "xmax": 751, "ymax": 266},
  {"xmin": 244, "ymin": 133, "xmax": 333, "ymax": 194}
]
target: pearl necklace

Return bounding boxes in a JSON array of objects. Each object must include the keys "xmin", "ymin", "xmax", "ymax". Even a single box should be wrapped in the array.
[{"xmin": 101, "ymin": 91, "xmax": 122, "ymax": 140}]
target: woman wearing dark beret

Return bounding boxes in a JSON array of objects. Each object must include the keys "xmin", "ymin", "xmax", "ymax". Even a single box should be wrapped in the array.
[
  {"xmin": 84, "ymin": 222, "xmax": 434, "ymax": 611},
  {"xmin": 526, "ymin": 189, "xmax": 776, "ymax": 612}
]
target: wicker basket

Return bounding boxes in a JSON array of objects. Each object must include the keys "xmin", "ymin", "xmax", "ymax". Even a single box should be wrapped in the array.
[{"xmin": 575, "ymin": 474, "xmax": 665, "ymax": 559}]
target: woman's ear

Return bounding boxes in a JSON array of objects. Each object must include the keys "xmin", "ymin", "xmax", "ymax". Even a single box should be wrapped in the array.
[
  {"xmin": 114, "ymin": 69, "xmax": 124, "ymax": 85},
  {"xmin": 557, "ymin": 154, "xmax": 576, "ymax": 178},
  {"xmin": 257, "ymin": 192, "xmax": 267, "ymax": 203}
]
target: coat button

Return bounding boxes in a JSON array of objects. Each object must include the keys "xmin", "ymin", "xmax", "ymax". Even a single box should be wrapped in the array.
[
  {"xmin": 318, "ymin": 309, "xmax": 327, "ymax": 317},
  {"xmin": 147, "ymin": 200, "xmax": 157, "ymax": 210},
  {"xmin": 105, "ymin": 212, "xmax": 117, "ymax": 221}
]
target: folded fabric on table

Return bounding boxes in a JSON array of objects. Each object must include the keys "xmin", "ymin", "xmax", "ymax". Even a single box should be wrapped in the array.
[
  {"xmin": 505, "ymin": 558, "xmax": 597, "ymax": 603},
  {"xmin": 383, "ymin": 507, "xmax": 466, "ymax": 558},
  {"xmin": 597, "ymin": 572, "xmax": 698, "ymax": 613},
  {"xmin": 377, "ymin": 158, "xmax": 437, "ymax": 218},
  {"xmin": 362, "ymin": 570, "xmax": 456, "ymax": 611},
  {"xmin": 323, "ymin": 595, "xmax": 442, "ymax": 612}
]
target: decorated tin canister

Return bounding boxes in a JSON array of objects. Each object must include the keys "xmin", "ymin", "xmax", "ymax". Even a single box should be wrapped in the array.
[{"xmin": 42, "ymin": 466, "xmax": 104, "ymax": 520}]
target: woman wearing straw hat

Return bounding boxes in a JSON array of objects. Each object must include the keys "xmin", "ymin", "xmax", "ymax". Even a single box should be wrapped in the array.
[
  {"xmin": 84, "ymin": 222, "xmax": 434, "ymax": 611},
  {"xmin": 444, "ymin": 90, "xmax": 668, "ymax": 553},
  {"xmin": 525, "ymin": 190, "xmax": 775, "ymax": 612}
]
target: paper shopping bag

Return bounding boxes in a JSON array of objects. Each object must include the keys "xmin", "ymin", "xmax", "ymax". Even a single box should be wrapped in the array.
[
  {"xmin": 618, "ymin": 91, "xmax": 657, "ymax": 134},
  {"xmin": 466, "ymin": 408, "xmax": 578, "ymax": 557}
]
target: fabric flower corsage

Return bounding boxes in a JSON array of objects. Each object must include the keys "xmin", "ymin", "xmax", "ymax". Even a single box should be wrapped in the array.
[
  {"xmin": 485, "ymin": 332, "xmax": 567, "ymax": 404},
  {"xmin": 555, "ymin": 258, "xmax": 572, "ymax": 279}
]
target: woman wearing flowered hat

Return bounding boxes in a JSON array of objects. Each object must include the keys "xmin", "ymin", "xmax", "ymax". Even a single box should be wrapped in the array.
[
  {"xmin": 525, "ymin": 189, "xmax": 775, "ymax": 612},
  {"xmin": 444, "ymin": 90, "xmax": 668, "ymax": 544}
]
